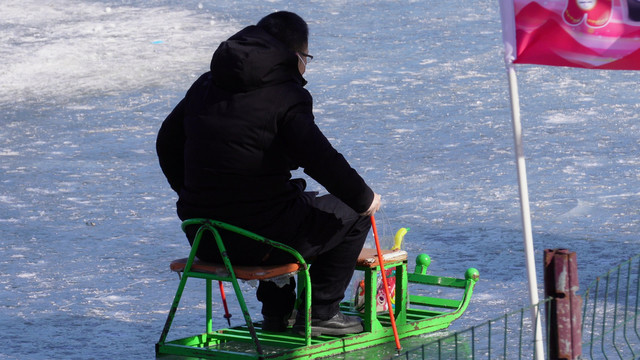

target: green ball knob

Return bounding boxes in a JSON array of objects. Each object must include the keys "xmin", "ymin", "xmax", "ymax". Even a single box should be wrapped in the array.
[
  {"xmin": 416, "ymin": 253, "xmax": 431, "ymax": 267},
  {"xmin": 465, "ymin": 268, "xmax": 480, "ymax": 281}
]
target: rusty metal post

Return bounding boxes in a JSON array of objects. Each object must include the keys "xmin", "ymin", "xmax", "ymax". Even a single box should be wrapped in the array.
[{"xmin": 543, "ymin": 249, "xmax": 583, "ymax": 360}]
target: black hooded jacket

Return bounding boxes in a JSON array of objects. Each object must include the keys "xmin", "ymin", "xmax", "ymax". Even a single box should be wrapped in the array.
[{"xmin": 156, "ymin": 26, "xmax": 374, "ymax": 236}]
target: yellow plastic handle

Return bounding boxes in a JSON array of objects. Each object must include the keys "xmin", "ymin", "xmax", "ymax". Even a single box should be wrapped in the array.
[{"xmin": 392, "ymin": 227, "xmax": 409, "ymax": 250}]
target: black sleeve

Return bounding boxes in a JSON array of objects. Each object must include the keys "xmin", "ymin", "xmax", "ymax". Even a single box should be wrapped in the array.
[
  {"xmin": 279, "ymin": 104, "xmax": 374, "ymax": 213},
  {"xmin": 156, "ymin": 98, "xmax": 186, "ymax": 194}
]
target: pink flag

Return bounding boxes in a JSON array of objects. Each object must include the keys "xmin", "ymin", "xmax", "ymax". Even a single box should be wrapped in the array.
[{"xmin": 501, "ymin": 0, "xmax": 640, "ymax": 69}]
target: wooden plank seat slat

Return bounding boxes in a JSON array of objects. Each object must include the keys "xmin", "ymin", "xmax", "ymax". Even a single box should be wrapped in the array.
[
  {"xmin": 170, "ymin": 258, "xmax": 302, "ymax": 281},
  {"xmin": 356, "ymin": 248, "xmax": 408, "ymax": 268}
]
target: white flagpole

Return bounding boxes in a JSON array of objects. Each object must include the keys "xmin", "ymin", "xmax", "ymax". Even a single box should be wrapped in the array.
[
  {"xmin": 506, "ymin": 63, "xmax": 545, "ymax": 360},
  {"xmin": 499, "ymin": 0, "xmax": 545, "ymax": 359}
]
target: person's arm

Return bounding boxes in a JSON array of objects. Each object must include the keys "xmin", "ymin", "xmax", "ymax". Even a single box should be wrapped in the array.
[
  {"xmin": 360, "ymin": 192, "xmax": 381, "ymax": 216},
  {"xmin": 156, "ymin": 98, "xmax": 187, "ymax": 194},
  {"xmin": 279, "ymin": 103, "xmax": 376, "ymax": 214}
]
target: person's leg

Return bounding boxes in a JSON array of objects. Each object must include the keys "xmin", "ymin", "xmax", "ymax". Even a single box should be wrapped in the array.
[
  {"xmin": 274, "ymin": 193, "xmax": 371, "ymax": 335},
  {"xmin": 256, "ymin": 277, "xmax": 297, "ymax": 331},
  {"xmin": 288, "ymin": 194, "xmax": 371, "ymax": 320},
  {"xmin": 256, "ymin": 193, "xmax": 370, "ymax": 334}
]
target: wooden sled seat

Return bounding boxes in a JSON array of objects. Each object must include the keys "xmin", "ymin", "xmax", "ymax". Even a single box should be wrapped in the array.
[
  {"xmin": 171, "ymin": 248, "xmax": 407, "ymax": 280},
  {"xmin": 170, "ymin": 257, "xmax": 302, "ymax": 281},
  {"xmin": 356, "ymin": 248, "xmax": 408, "ymax": 268}
]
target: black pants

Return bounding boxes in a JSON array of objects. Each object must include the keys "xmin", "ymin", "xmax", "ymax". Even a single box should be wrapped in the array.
[{"xmin": 185, "ymin": 193, "xmax": 371, "ymax": 321}]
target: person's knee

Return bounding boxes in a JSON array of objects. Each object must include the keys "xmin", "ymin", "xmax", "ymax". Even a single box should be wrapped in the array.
[{"xmin": 353, "ymin": 214, "xmax": 372, "ymax": 237}]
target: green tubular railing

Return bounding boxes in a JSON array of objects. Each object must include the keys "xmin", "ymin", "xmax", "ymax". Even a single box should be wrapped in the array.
[
  {"xmin": 581, "ymin": 253, "xmax": 640, "ymax": 360},
  {"xmin": 157, "ymin": 218, "xmax": 313, "ymax": 357},
  {"xmin": 182, "ymin": 218, "xmax": 313, "ymax": 347}
]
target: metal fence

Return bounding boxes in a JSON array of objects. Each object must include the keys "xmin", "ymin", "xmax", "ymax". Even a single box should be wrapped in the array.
[
  {"xmin": 391, "ymin": 253, "xmax": 640, "ymax": 360},
  {"xmin": 581, "ymin": 254, "xmax": 640, "ymax": 359},
  {"xmin": 390, "ymin": 298, "xmax": 551, "ymax": 359}
]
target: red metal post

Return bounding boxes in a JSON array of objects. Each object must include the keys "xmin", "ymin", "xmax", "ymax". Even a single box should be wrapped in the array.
[{"xmin": 543, "ymin": 249, "xmax": 582, "ymax": 360}]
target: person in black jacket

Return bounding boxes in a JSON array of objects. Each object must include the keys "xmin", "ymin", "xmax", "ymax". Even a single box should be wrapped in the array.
[{"xmin": 156, "ymin": 11, "xmax": 381, "ymax": 336}]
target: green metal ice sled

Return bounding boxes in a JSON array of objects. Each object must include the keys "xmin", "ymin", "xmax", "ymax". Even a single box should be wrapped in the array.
[{"xmin": 156, "ymin": 218, "xmax": 479, "ymax": 359}]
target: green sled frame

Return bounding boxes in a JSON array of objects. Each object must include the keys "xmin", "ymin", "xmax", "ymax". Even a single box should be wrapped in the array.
[{"xmin": 156, "ymin": 219, "xmax": 480, "ymax": 359}]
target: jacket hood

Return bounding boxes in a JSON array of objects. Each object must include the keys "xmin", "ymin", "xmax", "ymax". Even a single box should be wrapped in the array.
[{"xmin": 209, "ymin": 26, "xmax": 306, "ymax": 92}]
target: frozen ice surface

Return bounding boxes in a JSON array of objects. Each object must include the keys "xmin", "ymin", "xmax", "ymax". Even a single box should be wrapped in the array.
[{"xmin": 1, "ymin": 0, "xmax": 639, "ymax": 359}]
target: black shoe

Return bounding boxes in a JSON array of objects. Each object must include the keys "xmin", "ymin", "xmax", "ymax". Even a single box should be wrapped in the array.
[{"xmin": 294, "ymin": 311, "xmax": 364, "ymax": 336}]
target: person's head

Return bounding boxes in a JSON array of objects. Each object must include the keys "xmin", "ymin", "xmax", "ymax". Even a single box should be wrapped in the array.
[{"xmin": 257, "ymin": 11, "xmax": 311, "ymax": 74}]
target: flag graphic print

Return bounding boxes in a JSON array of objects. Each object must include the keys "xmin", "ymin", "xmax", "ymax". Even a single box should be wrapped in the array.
[{"xmin": 503, "ymin": 0, "xmax": 640, "ymax": 69}]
